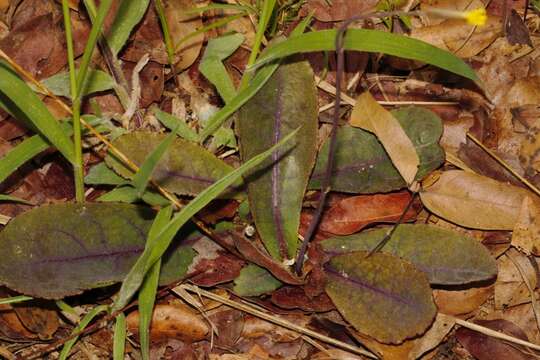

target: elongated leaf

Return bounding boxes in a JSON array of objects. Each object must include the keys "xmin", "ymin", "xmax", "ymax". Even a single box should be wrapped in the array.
[
  {"xmin": 0, "ymin": 62, "xmax": 75, "ymax": 163},
  {"xmin": 351, "ymin": 92, "xmax": 419, "ymax": 184},
  {"xmin": 0, "ymin": 135, "xmax": 49, "ymax": 184},
  {"xmin": 321, "ymin": 224, "xmax": 497, "ymax": 285},
  {"xmin": 0, "ymin": 203, "xmax": 195, "ymax": 298},
  {"xmin": 113, "ymin": 313, "xmax": 127, "ymax": 360},
  {"xmin": 85, "ymin": 162, "xmax": 127, "ymax": 185},
  {"xmin": 113, "ymin": 130, "xmax": 299, "ymax": 310},
  {"xmin": 200, "ymin": 33, "xmax": 244, "ymax": 103},
  {"xmin": 132, "ymin": 128, "xmax": 178, "ymax": 196},
  {"xmin": 41, "ymin": 69, "xmax": 114, "ymax": 98},
  {"xmin": 154, "ymin": 108, "xmax": 198, "ymax": 142},
  {"xmin": 420, "ymin": 170, "xmax": 530, "ymax": 230},
  {"xmin": 0, "ymin": 195, "xmax": 33, "ymax": 205},
  {"xmin": 251, "ymin": 29, "xmax": 478, "ymax": 81},
  {"xmin": 325, "ymin": 251, "xmax": 436, "ymax": 344},
  {"xmin": 105, "ymin": 131, "xmax": 241, "ymax": 197},
  {"xmin": 107, "ymin": 0, "xmax": 151, "ymax": 56},
  {"xmin": 97, "ymin": 186, "xmax": 170, "ymax": 206},
  {"xmin": 310, "ymin": 107, "xmax": 444, "ymax": 193},
  {"xmin": 233, "ymin": 264, "xmax": 282, "ymax": 296},
  {"xmin": 237, "ymin": 60, "xmax": 318, "ymax": 260}
]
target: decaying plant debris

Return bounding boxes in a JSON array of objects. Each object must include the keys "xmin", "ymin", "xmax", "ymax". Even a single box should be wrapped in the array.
[{"xmin": 0, "ymin": 0, "xmax": 540, "ymax": 359}]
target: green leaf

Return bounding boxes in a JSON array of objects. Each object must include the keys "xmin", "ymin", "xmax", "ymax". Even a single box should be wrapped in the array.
[
  {"xmin": 233, "ymin": 264, "xmax": 282, "ymax": 296},
  {"xmin": 113, "ymin": 129, "xmax": 299, "ymax": 310},
  {"xmin": 251, "ymin": 29, "xmax": 478, "ymax": 81},
  {"xmin": 85, "ymin": 162, "xmax": 127, "ymax": 185},
  {"xmin": 113, "ymin": 313, "xmax": 126, "ymax": 360},
  {"xmin": 200, "ymin": 33, "xmax": 244, "ymax": 103},
  {"xmin": 0, "ymin": 62, "xmax": 75, "ymax": 163},
  {"xmin": 41, "ymin": 69, "xmax": 114, "ymax": 99},
  {"xmin": 154, "ymin": 108, "xmax": 199, "ymax": 142},
  {"xmin": 0, "ymin": 203, "xmax": 195, "ymax": 298},
  {"xmin": 310, "ymin": 107, "xmax": 444, "ymax": 193},
  {"xmin": 59, "ymin": 305, "xmax": 108, "ymax": 360},
  {"xmin": 107, "ymin": 0, "xmax": 151, "ymax": 56},
  {"xmin": 0, "ymin": 195, "xmax": 34, "ymax": 205},
  {"xmin": 325, "ymin": 251, "xmax": 436, "ymax": 344},
  {"xmin": 132, "ymin": 128, "xmax": 178, "ymax": 197},
  {"xmin": 321, "ymin": 224, "xmax": 497, "ymax": 285},
  {"xmin": 105, "ymin": 131, "xmax": 242, "ymax": 197},
  {"xmin": 237, "ymin": 60, "xmax": 318, "ymax": 260},
  {"xmin": 97, "ymin": 185, "xmax": 170, "ymax": 206}
]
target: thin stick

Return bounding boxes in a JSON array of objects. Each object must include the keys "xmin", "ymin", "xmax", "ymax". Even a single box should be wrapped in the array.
[
  {"xmin": 466, "ymin": 133, "xmax": 540, "ymax": 197},
  {"xmin": 179, "ymin": 284, "xmax": 378, "ymax": 359}
]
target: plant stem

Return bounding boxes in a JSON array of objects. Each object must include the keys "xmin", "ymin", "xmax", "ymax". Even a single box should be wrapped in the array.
[
  {"xmin": 61, "ymin": 0, "xmax": 84, "ymax": 202},
  {"xmin": 239, "ymin": 0, "xmax": 276, "ymax": 89}
]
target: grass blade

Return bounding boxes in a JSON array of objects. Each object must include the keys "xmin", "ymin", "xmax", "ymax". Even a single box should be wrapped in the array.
[
  {"xmin": 0, "ymin": 195, "xmax": 34, "ymax": 205},
  {"xmin": 0, "ymin": 135, "xmax": 51, "ymax": 184},
  {"xmin": 107, "ymin": 0, "xmax": 150, "ymax": 56},
  {"xmin": 113, "ymin": 313, "xmax": 127, "ymax": 360},
  {"xmin": 113, "ymin": 128, "xmax": 299, "ymax": 310},
  {"xmin": 131, "ymin": 127, "xmax": 179, "ymax": 197},
  {"xmin": 251, "ymin": 29, "xmax": 478, "ymax": 81},
  {"xmin": 59, "ymin": 305, "xmax": 108, "ymax": 360},
  {"xmin": 0, "ymin": 62, "xmax": 75, "ymax": 163},
  {"xmin": 0, "ymin": 296, "xmax": 33, "ymax": 305}
]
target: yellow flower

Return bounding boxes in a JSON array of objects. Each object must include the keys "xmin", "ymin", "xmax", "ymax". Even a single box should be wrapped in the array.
[
  {"xmin": 424, "ymin": 7, "xmax": 488, "ymax": 27},
  {"xmin": 463, "ymin": 8, "xmax": 487, "ymax": 26}
]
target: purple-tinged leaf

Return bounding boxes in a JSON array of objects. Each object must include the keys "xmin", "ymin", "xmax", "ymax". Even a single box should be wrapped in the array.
[
  {"xmin": 237, "ymin": 60, "xmax": 318, "ymax": 260},
  {"xmin": 105, "ymin": 131, "xmax": 242, "ymax": 197},
  {"xmin": 0, "ymin": 203, "xmax": 195, "ymax": 299},
  {"xmin": 325, "ymin": 251, "xmax": 436, "ymax": 344}
]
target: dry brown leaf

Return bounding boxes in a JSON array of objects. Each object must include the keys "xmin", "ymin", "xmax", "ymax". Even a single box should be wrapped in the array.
[
  {"xmin": 495, "ymin": 249, "xmax": 537, "ymax": 309},
  {"xmin": 0, "ymin": 0, "xmax": 9, "ymax": 12},
  {"xmin": 350, "ymin": 92, "xmax": 419, "ymax": 185},
  {"xmin": 305, "ymin": 0, "xmax": 378, "ymax": 22},
  {"xmin": 126, "ymin": 303, "xmax": 209, "ymax": 343},
  {"xmin": 353, "ymin": 313, "xmax": 454, "ymax": 360},
  {"xmin": 434, "ymin": 285, "xmax": 494, "ymax": 316},
  {"xmin": 420, "ymin": 170, "xmax": 531, "ymax": 229},
  {"xmin": 512, "ymin": 196, "xmax": 540, "ymax": 255}
]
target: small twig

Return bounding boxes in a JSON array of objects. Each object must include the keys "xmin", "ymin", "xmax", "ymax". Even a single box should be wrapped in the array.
[
  {"xmin": 466, "ymin": 133, "xmax": 540, "ymax": 197},
  {"xmin": 367, "ymin": 192, "xmax": 417, "ymax": 256},
  {"xmin": 178, "ymin": 284, "xmax": 378, "ymax": 359}
]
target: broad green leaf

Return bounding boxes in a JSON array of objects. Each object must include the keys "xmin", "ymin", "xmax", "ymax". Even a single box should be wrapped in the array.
[
  {"xmin": 200, "ymin": 33, "xmax": 245, "ymax": 103},
  {"xmin": 107, "ymin": 0, "xmax": 150, "ymax": 56},
  {"xmin": 85, "ymin": 162, "xmax": 127, "ymax": 185},
  {"xmin": 132, "ymin": 128, "xmax": 178, "ymax": 196},
  {"xmin": 310, "ymin": 107, "xmax": 444, "ymax": 193},
  {"xmin": 154, "ymin": 108, "xmax": 198, "ymax": 142},
  {"xmin": 59, "ymin": 305, "xmax": 108, "ymax": 360},
  {"xmin": 321, "ymin": 224, "xmax": 497, "ymax": 285},
  {"xmin": 0, "ymin": 62, "xmax": 75, "ymax": 163},
  {"xmin": 251, "ymin": 29, "xmax": 478, "ymax": 81},
  {"xmin": 113, "ymin": 129, "xmax": 299, "ymax": 310},
  {"xmin": 0, "ymin": 203, "xmax": 195, "ymax": 298},
  {"xmin": 41, "ymin": 69, "xmax": 114, "ymax": 98},
  {"xmin": 113, "ymin": 313, "xmax": 127, "ymax": 360},
  {"xmin": 237, "ymin": 60, "xmax": 318, "ymax": 260},
  {"xmin": 97, "ymin": 185, "xmax": 170, "ymax": 206},
  {"xmin": 233, "ymin": 264, "xmax": 282, "ymax": 296},
  {"xmin": 325, "ymin": 251, "xmax": 436, "ymax": 344},
  {"xmin": 105, "ymin": 131, "xmax": 242, "ymax": 197}
]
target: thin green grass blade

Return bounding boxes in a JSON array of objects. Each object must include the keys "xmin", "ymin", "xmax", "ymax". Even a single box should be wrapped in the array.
[
  {"xmin": 0, "ymin": 63, "xmax": 75, "ymax": 163},
  {"xmin": 137, "ymin": 206, "xmax": 172, "ymax": 360},
  {"xmin": 0, "ymin": 296, "xmax": 32, "ymax": 305},
  {"xmin": 175, "ymin": 13, "xmax": 245, "ymax": 51},
  {"xmin": 154, "ymin": 108, "xmax": 198, "ymax": 142},
  {"xmin": 0, "ymin": 136, "xmax": 49, "ymax": 184},
  {"xmin": 107, "ymin": 0, "xmax": 150, "ymax": 56},
  {"xmin": 131, "ymin": 127, "xmax": 179, "ymax": 197},
  {"xmin": 154, "ymin": 0, "xmax": 176, "ymax": 71},
  {"xmin": 113, "ymin": 313, "xmax": 127, "ymax": 360},
  {"xmin": 113, "ymin": 129, "xmax": 298, "ymax": 310},
  {"xmin": 185, "ymin": 3, "xmax": 255, "ymax": 14},
  {"xmin": 0, "ymin": 195, "xmax": 34, "ymax": 205},
  {"xmin": 59, "ymin": 305, "xmax": 108, "ymax": 360},
  {"xmin": 251, "ymin": 29, "xmax": 478, "ymax": 81}
]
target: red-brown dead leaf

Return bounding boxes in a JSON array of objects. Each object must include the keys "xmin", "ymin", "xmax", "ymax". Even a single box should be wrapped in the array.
[
  {"xmin": 122, "ymin": 60, "xmax": 164, "ymax": 108},
  {"xmin": 271, "ymin": 286, "xmax": 334, "ymax": 312},
  {"xmin": 434, "ymin": 285, "xmax": 494, "ymax": 316},
  {"xmin": 0, "ymin": 304, "xmax": 36, "ymax": 339},
  {"xmin": 126, "ymin": 303, "xmax": 209, "ymax": 343},
  {"xmin": 189, "ymin": 251, "xmax": 245, "ymax": 287},
  {"xmin": 199, "ymin": 200, "xmax": 239, "ymax": 224},
  {"xmin": 312, "ymin": 192, "xmax": 418, "ymax": 235},
  {"xmin": 304, "ymin": 0, "xmax": 378, "ymax": 22},
  {"xmin": 12, "ymin": 300, "xmax": 59, "ymax": 340},
  {"xmin": 456, "ymin": 319, "xmax": 534, "ymax": 360},
  {"xmin": 207, "ymin": 308, "xmax": 244, "ymax": 348}
]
